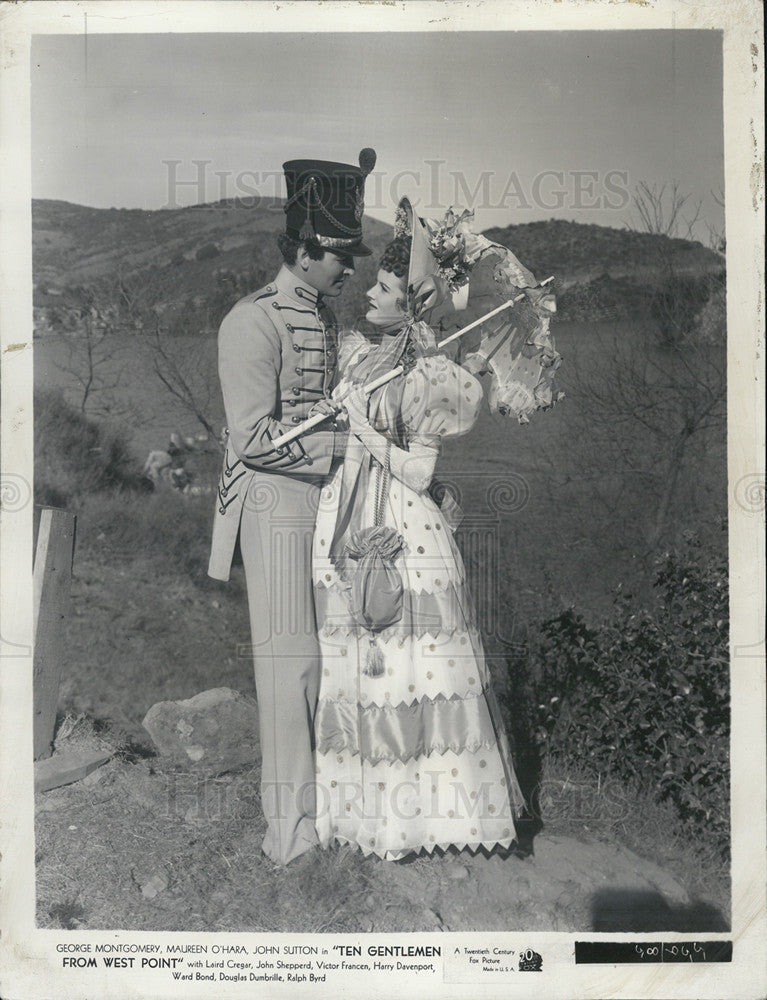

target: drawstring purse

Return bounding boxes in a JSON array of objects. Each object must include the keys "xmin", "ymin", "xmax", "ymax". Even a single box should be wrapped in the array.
[{"xmin": 342, "ymin": 443, "xmax": 404, "ymax": 676}]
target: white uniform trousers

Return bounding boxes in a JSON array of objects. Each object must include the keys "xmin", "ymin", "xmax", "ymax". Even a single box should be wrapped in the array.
[{"xmin": 239, "ymin": 470, "xmax": 323, "ymax": 865}]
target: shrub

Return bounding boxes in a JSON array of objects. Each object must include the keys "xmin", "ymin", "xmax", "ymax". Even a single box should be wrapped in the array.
[
  {"xmin": 195, "ymin": 242, "xmax": 220, "ymax": 262},
  {"xmin": 34, "ymin": 390, "xmax": 221, "ymax": 581},
  {"xmin": 520, "ymin": 542, "xmax": 729, "ymax": 857},
  {"xmin": 649, "ymin": 273, "xmax": 714, "ymax": 346},
  {"xmin": 76, "ymin": 490, "xmax": 215, "ymax": 580},
  {"xmin": 34, "ymin": 388, "xmax": 145, "ymax": 506}
]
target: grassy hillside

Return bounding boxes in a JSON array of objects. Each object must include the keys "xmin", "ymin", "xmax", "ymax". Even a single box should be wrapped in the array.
[
  {"xmin": 32, "ymin": 198, "xmax": 392, "ymax": 332},
  {"xmin": 484, "ymin": 218, "xmax": 721, "ymax": 284},
  {"xmin": 33, "ymin": 197, "xmax": 389, "ymax": 284},
  {"xmin": 31, "ymin": 205, "xmax": 730, "ymax": 930},
  {"xmin": 33, "ymin": 199, "xmax": 725, "ymax": 336}
]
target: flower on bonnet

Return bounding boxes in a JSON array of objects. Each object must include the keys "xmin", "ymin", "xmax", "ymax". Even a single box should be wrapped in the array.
[
  {"xmin": 422, "ymin": 208, "xmax": 483, "ymax": 292},
  {"xmin": 420, "ymin": 207, "xmax": 536, "ymax": 294}
]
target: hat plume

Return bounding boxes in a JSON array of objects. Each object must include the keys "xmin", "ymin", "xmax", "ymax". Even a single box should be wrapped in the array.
[{"xmin": 359, "ymin": 148, "xmax": 377, "ymax": 177}]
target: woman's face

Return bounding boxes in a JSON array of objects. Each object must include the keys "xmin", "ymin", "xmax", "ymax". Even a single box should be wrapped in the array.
[{"xmin": 366, "ymin": 269, "xmax": 407, "ymax": 330}]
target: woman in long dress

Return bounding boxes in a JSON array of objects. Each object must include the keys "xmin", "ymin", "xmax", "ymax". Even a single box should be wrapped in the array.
[{"xmin": 312, "ymin": 202, "xmax": 526, "ymax": 860}]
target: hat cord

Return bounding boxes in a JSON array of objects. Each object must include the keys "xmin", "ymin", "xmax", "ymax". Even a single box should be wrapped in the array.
[
  {"xmin": 314, "ymin": 184, "xmax": 363, "ymax": 236},
  {"xmin": 285, "ymin": 176, "xmax": 363, "ymax": 238}
]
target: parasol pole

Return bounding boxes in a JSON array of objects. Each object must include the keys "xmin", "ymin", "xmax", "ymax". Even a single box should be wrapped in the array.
[{"xmin": 271, "ymin": 277, "xmax": 554, "ymax": 450}]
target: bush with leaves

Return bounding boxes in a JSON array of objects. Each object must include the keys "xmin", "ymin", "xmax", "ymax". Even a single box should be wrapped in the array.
[
  {"xmin": 649, "ymin": 272, "xmax": 723, "ymax": 347},
  {"xmin": 34, "ymin": 388, "xmax": 146, "ymax": 506},
  {"xmin": 195, "ymin": 242, "xmax": 220, "ymax": 262},
  {"xmin": 522, "ymin": 542, "xmax": 729, "ymax": 857}
]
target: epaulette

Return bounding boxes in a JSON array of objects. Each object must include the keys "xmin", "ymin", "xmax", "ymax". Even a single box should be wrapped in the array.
[{"xmin": 248, "ymin": 284, "xmax": 278, "ymax": 304}]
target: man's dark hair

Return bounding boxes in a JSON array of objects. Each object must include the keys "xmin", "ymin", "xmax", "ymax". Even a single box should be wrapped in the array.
[
  {"xmin": 277, "ymin": 233, "xmax": 326, "ymax": 265},
  {"xmin": 379, "ymin": 236, "xmax": 410, "ymax": 279}
]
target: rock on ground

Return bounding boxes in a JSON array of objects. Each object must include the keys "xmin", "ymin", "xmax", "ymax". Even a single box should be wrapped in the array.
[{"xmin": 142, "ymin": 687, "xmax": 259, "ymax": 775}]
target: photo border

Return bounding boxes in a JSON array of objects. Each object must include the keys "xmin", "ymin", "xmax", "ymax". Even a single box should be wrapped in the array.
[{"xmin": 1, "ymin": 2, "xmax": 764, "ymax": 998}]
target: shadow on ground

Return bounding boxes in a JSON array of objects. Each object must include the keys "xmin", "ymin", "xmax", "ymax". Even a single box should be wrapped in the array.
[{"xmin": 590, "ymin": 888, "xmax": 730, "ymax": 932}]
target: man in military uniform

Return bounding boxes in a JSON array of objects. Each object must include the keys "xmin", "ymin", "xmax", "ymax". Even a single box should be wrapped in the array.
[{"xmin": 208, "ymin": 151, "xmax": 376, "ymax": 865}]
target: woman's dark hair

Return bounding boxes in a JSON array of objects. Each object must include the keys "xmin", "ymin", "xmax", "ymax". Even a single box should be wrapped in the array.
[
  {"xmin": 379, "ymin": 237, "xmax": 410, "ymax": 279},
  {"xmin": 277, "ymin": 233, "xmax": 326, "ymax": 265}
]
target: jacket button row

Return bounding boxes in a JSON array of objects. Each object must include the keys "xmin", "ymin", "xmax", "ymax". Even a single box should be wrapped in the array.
[
  {"xmin": 292, "ymin": 416, "xmax": 302, "ymax": 423},
  {"xmin": 293, "ymin": 343, "xmax": 301, "ymax": 353},
  {"xmin": 286, "ymin": 323, "xmax": 294, "ymax": 333},
  {"xmin": 292, "ymin": 387, "xmax": 300, "ymax": 395}
]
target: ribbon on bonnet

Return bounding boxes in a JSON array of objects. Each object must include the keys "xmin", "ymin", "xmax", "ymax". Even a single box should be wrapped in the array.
[
  {"xmin": 328, "ymin": 277, "xmax": 452, "ymax": 677},
  {"xmin": 329, "ymin": 195, "xmax": 474, "ymax": 676}
]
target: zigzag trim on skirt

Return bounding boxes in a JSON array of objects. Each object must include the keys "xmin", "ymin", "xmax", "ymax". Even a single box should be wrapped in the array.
[{"xmin": 326, "ymin": 834, "xmax": 517, "ymax": 862}]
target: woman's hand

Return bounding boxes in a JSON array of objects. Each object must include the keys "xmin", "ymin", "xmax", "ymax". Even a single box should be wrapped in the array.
[
  {"xmin": 342, "ymin": 386, "xmax": 371, "ymax": 437},
  {"xmin": 462, "ymin": 351, "xmax": 489, "ymax": 376}
]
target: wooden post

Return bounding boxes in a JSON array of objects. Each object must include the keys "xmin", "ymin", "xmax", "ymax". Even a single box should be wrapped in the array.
[{"xmin": 33, "ymin": 508, "xmax": 76, "ymax": 761}]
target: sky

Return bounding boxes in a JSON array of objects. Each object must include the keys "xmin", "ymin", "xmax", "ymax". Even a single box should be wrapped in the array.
[{"xmin": 31, "ymin": 30, "xmax": 724, "ymax": 238}]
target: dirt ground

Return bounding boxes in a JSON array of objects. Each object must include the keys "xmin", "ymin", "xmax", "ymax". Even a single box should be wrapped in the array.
[
  {"xmin": 35, "ymin": 545, "xmax": 730, "ymax": 935},
  {"xmin": 35, "ymin": 721, "xmax": 729, "ymax": 935}
]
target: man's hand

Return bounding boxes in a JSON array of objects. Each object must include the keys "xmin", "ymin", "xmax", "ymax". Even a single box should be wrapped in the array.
[{"xmin": 307, "ymin": 398, "xmax": 339, "ymax": 422}]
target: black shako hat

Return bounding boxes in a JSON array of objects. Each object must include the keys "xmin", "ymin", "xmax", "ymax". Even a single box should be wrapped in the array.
[{"xmin": 282, "ymin": 148, "xmax": 376, "ymax": 257}]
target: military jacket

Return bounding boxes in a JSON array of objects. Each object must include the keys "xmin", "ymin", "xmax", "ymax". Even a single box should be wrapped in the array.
[{"xmin": 208, "ymin": 266, "xmax": 341, "ymax": 580}]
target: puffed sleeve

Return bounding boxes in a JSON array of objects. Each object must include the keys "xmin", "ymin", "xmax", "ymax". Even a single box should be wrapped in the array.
[
  {"xmin": 352, "ymin": 356, "xmax": 484, "ymax": 495},
  {"xmin": 401, "ymin": 355, "xmax": 484, "ymax": 448}
]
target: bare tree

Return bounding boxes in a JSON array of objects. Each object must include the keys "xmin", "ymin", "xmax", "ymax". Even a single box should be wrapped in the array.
[
  {"xmin": 629, "ymin": 180, "xmax": 705, "ymax": 244},
  {"xmin": 706, "ymin": 185, "xmax": 727, "ymax": 258},
  {"xmin": 566, "ymin": 323, "xmax": 725, "ymax": 554},
  {"xmin": 46, "ymin": 263, "xmax": 224, "ymax": 443},
  {"xmin": 139, "ymin": 266, "xmax": 247, "ymax": 447},
  {"xmin": 148, "ymin": 320, "xmax": 222, "ymax": 444},
  {"xmin": 626, "ymin": 181, "xmax": 724, "ymax": 348},
  {"xmin": 51, "ymin": 282, "xmax": 143, "ymax": 424},
  {"xmin": 564, "ymin": 181, "xmax": 727, "ymax": 554}
]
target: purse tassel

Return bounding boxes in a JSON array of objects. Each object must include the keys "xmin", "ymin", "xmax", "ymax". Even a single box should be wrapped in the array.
[{"xmin": 364, "ymin": 638, "xmax": 385, "ymax": 678}]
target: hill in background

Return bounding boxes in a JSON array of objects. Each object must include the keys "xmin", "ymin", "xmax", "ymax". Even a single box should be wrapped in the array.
[
  {"xmin": 33, "ymin": 198, "xmax": 391, "ymax": 334},
  {"xmin": 32, "ymin": 198, "xmax": 724, "ymax": 335}
]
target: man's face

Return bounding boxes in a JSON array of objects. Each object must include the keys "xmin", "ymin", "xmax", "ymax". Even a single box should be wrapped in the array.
[{"xmin": 301, "ymin": 250, "xmax": 356, "ymax": 298}]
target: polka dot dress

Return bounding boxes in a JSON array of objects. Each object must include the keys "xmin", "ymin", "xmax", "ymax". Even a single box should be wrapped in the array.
[{"xmin": 313, "ymin": 344, "xmax": 524, "ymax": 859}]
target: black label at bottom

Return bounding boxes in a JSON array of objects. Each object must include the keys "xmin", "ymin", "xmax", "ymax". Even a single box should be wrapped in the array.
[{"xmin": 575, "ymin": 941, "xmax": 732, "ymax": 964}]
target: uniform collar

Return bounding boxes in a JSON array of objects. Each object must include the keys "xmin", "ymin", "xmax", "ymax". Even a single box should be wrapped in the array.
[{"xmin": 274, "ymin": 265, "xmax": 320, "ymax": 308}]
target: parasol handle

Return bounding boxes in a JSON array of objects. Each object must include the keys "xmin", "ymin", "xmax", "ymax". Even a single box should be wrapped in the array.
[
  {"xmin": 437, "ymin": 275, "xmax": 555, "ymax": 348},
  {"xmin": 270, "ymin": 277, "xmax": 554, "ymax": 451},
  {"xmin": 270, "ymin": 366, "xmax": 405, "ymax": 450}
]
